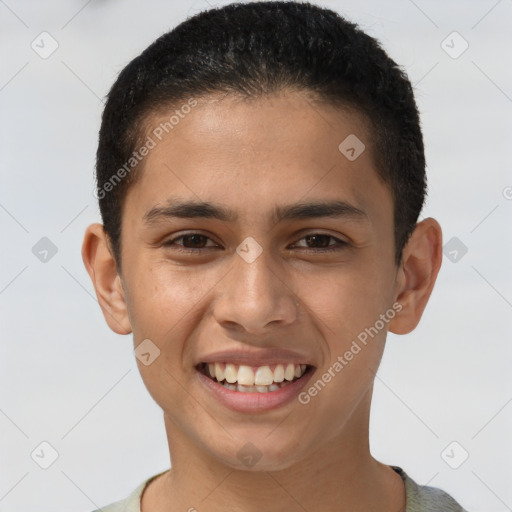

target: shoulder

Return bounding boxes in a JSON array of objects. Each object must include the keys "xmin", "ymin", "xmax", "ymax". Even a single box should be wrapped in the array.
[
  {"xmin": 392, "ymin": 466, "xmax": 468, "ymax": 512},
  {"xmin": 88, "ymin": 482, "xmax": 144, "ymax": 512},
  {"xmin": 88, "ymin": 471, "xmax": 167, "ymax": 512}
]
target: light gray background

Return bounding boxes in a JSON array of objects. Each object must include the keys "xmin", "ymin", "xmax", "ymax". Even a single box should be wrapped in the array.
[{"xmin": 1, "ymin": 0, "xmax": 511, "ymax": 510}]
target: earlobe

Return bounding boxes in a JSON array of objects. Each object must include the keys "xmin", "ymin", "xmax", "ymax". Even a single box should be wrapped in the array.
[
  {"xmin": 388, "ymin": 218, "xmax": 443, "ymax": 335},
  {"xmin": 81, "ymin": 223, "xmax": 132, "ymax": 335}
]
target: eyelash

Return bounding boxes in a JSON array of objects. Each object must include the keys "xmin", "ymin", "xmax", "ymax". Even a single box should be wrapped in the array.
[{"xmin": 162, "ymin": 232, "xmax": 348, "ymax": 254}]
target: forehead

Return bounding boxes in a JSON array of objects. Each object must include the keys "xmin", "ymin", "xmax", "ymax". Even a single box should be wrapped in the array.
[{"xmin": 125, "ymin": 91, "xmax": 392, "ymax": 226}]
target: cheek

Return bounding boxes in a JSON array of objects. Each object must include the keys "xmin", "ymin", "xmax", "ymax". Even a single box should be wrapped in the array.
[
  {"xmin": 295, "ymin": 261, "xmax": 393, "ymax": 343},
  {"xmin": 127, "ymin": 265, "xmax": 210, "ymax": 411},
  {"xmin": 126, "ymin": 263, "xmax": 206, "ymax": 337}
]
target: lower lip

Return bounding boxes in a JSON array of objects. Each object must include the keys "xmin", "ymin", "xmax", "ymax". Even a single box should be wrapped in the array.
[{"xmin": 196, "ymin": 368, "xmax": 314, "ymax": 413}]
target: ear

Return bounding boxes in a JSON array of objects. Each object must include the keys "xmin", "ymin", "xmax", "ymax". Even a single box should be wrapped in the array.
[
  {"xmin": 388, "ymin": 218, "xmax": 443, "ymax": 335},
  {"xmin": 81, "ymin": 223, "xmax": 132, "ymax": 335}
]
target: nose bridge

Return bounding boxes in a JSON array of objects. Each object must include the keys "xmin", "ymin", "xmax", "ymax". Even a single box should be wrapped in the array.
[
  {"xmin": 236, "ymin": 243, "xmax": 274, "ymax": 297},
  {"xmin": 213, "ymin": 240, "xmax": 297, "ymax": 331}
]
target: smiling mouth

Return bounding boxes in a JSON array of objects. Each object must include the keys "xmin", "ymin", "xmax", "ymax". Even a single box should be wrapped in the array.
[{"xmin": 197, "ymin": 362, "xmax": 313, "ymax": 393}]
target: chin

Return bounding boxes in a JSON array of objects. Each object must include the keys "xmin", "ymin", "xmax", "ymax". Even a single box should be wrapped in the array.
[{"xmin": 207, "ymin": 435, "xmax": 307, "ymax": 473}]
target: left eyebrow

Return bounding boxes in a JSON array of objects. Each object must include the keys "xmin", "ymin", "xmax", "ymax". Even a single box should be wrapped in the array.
[
  {"xmin": 142, "ymin": 198, "xmax": 369, "ymax": 225},
  {"xmin": 273, "ymin": 200, "xmax": 368, "ymax": 224}
]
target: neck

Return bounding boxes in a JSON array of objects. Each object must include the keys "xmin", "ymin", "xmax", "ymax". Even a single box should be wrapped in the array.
[{"xmin": 142, "ymin": 388, "xmax": 405, "ymax": 512}]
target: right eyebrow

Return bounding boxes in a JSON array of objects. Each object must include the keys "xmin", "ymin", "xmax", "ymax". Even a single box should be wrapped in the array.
[{"xmin": 143, "ymin": 199, "xmax": 236, "ymax": 224}]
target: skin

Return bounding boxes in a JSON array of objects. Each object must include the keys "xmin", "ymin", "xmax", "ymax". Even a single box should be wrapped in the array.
[{"xmin": 82, "ymin": 90, "xmax": 443, "ymax": 512}]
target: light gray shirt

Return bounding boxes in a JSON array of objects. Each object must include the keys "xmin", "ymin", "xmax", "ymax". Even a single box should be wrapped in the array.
[{"xmin": 92, "ymin": 466, "xmax": 467, "ymax": 511}]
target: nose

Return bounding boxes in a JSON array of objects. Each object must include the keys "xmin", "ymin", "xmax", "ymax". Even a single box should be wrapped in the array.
[{"xmin": 213, "ymin": 246, "xmax": 298, "ymax": 335}]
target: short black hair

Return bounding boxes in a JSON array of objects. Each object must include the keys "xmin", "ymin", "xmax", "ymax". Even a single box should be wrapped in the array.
[{"xmin": 96, "ymin": 1, "xmax": 426, "ymax": 269}]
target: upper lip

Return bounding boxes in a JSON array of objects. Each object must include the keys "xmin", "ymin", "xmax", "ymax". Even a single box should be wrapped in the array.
[{"xmin": 195, "ymin": 348, "xmax": 315, "ymax": 367}]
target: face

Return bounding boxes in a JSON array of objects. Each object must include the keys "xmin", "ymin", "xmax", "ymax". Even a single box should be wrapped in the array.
[{"xmin": 110, "ymin": 91, "xmax": 403, "ymax": 470}]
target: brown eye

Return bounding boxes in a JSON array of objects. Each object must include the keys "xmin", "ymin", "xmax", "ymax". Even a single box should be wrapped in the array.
[
  {"xmin": 163, "ymin": 232, "xmax": 347, "ymax": 254},
  {"xmin": 179, "ymin": 234, "xmax": 209, "ymax": 248},
  {"xmin": 304, "ymin": 234, "xmax": 332, "ymax": 248},
  {"xmin": 163, "ymin": 233, "xmax": 218, "ymax": 251},
  {"xmin": 293, "ymin": 234, "xmax": 347, "ymax": 252}
]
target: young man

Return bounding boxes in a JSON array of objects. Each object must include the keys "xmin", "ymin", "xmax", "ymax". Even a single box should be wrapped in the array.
[{"xmin": 82, "ymin": 2, "xmax": 467, "ymax": 510}]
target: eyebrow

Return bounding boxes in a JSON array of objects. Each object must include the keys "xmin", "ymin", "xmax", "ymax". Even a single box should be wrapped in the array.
[{"xmin": 143, "ymin": 197, "xmax": 368, "ymax": 225}]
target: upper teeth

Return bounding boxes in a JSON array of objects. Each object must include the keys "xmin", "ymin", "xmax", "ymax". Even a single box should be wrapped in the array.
[{"xmin": 206, "ymin": 363, "xmax": 307, "ymax": 386}]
